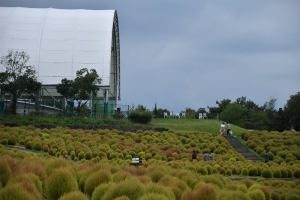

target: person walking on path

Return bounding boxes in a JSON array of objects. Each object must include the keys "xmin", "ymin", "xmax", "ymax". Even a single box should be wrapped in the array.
[
  {"xmin": 203, "ymin": 151, "xmax": 209, "ymax": 162},
  {"xmin": 220, "ymin": 122, "xmax": 225, "ymax": 136},
  {"xmin": 192, "ymin": 150, "xmax": 197, "ymax": 160},
  {"xmin": 265, "ymin": 151, "xmax": 270, "ymax": 163},
  {"xmin": 226, "ymin": 122, "xmax": 231, "ymax": 137},
  {"xmin": 209, "ymin": 151, "xmax": 215, "ymax": 161}
]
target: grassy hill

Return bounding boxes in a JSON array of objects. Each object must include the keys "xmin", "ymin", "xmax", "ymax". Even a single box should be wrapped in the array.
[{"xmin": 150, "ymin": 119, "xmax": 247, "ymax": 137}]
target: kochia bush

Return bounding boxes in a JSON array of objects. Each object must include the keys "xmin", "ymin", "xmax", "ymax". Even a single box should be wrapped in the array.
[{"xmin": 45, "ymin": 168, "xmax": 78, "ymax": 200}]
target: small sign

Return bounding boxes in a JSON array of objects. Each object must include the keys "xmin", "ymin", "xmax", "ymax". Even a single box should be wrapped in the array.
[{"xmin": 132, "ymin": 157, "xmax": 139, "ymax": 163}]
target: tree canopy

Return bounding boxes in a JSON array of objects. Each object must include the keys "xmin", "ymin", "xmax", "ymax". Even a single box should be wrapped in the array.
[
  {"xmin": 0, "ymin": 50, "xmax": 41, "ymax": 114},
  {"xmin": 56, "ymin": 68, "xmax": 101, "ymax": 115}
]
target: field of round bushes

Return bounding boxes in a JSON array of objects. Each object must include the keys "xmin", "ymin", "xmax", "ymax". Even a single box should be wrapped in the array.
[{"xmin": 0, "ymin": 125, "xmax": 300, "ymax": 200}]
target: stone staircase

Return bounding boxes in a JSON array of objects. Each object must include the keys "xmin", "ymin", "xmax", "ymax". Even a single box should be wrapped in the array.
[{"xmin": 224, "ymin": 136, "xmax": 262, "ymax": 162}]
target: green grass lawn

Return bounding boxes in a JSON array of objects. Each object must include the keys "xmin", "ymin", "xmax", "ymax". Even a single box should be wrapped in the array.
[{"xmin": 149, "ymin": 118, "xmax": 247, "ymax": 137}]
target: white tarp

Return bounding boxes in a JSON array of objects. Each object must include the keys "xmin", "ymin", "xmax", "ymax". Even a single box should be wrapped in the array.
[{"xmin": 0, "ymin": 7, "xmax": 116, "ymax": 86}]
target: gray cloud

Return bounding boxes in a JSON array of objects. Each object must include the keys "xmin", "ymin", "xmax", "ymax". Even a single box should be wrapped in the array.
[{"xmin": 1, "ymin": 0, "xmax": 299, "ymax": 112}]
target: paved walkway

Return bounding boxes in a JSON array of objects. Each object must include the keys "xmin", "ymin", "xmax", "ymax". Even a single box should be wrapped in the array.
[{"xmin": 224, "ymin": 136, "xmax": 262, "ymax": 162}]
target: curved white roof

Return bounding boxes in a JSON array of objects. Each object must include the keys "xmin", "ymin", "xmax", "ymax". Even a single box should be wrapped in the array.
[{"xmin": 0, "ymin": 7, "xmax": 120, "ymax": 90}]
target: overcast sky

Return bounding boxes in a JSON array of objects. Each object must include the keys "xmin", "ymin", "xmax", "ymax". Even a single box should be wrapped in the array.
[{"xmin": 1, "ymin": 0, "xmax": 299, "ymax": 113}]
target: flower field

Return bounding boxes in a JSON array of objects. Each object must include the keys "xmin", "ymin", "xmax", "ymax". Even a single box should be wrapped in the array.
[{"xmin": 0, "ymin": 125, "xmax": 300, "ymax": 200}]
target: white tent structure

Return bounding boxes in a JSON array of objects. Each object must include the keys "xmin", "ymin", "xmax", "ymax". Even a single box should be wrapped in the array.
[{"xmin": 0, "ymin": 7, "xmax": 120, "ymax": 116}]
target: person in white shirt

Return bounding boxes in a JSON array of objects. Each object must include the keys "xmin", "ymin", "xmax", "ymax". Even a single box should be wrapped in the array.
[{"xmin": 220, "ymin": 122, "xmax": 225, "ymax": 136}]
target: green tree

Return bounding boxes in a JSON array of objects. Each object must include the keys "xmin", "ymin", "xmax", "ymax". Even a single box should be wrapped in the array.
[
  {"xmin": 153, "ymin": 103, "xmax": 158, "ymax": 118},
  {"xmin": 0, "ymin": 50, "xmax": 41, "ymax": 115},
  {"xmin": 216, "ymin": 99, "xmax": 231, "ymax": 113},
  {"xmin": 262, "ymin": 98, "xmax": 278, "ymax": 131},
  {"xmin": 56, "ymin": 68, "xmax": 101, "ymax": 115},
  {"xmin": 284, "ymin": 92, "xmax": 300, "ymax": 131},
  {"xmin": 219, "ymin": 103, "xmax": 247, "ymax": 127},
  {"xmin": 185, "ymin": 107, "xmax": 196, "ymax": 119}
]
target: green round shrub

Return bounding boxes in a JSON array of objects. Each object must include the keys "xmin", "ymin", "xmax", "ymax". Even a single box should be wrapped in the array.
[
  {"xmin": 101, "ymin": 178, "xmax": 145, "ymax": 200},
  {"xmin": 293, "ymin": 169, "xmax": 300, "ymax": 178},
  {"xmin": 206, "ymin": 166, "xmax": 213, "ymax": 175},
  {"xmin": 248, "ymin": 167, "xmax": 258, "ymax": 176},
  {"xmin": 0, "ymin": 139, "xmax": 8, "ymax": 145},
  {"xmin": 271, "ymin": 192, "xmax": 280, "ymax": 200},
  {"xmin": 85, "ymin": 152, "xmax": 92, "ymax": 160},
  {"xmin": 43, "ymin": 145, "xmax": 49, "ymax": 152},
  {"xmin": 139, "ymin": 193, "xmax": 168, "ymax": 200},
  {"xmin": 241, "ymin": 168, "xmax": 249, "ymax": 176},
  {"xmin": 84, "ymin": 170, "xmax": 111, "ymax": 196},
  {"xmin": 45, "ymin": 168, "xmax": 78, "ymax": 200},
  {"xmin": 25, "ymin": 141, "xmax": 33, "ymax": 149},
  {"xmin": 8, "ymin": 137, "xmax": 17, "ymax": 145},
  {"xmin": 225, "ymin": 169, "xmax": 232, "ymax": 176},
  {"xmin": 280, "ymin": 168, "xmax": 288, "ymax": 178},
  {"xmin": 272, "ymin": 169, "xmax": 282, "ymax": 178},
  {"xmin": 287, "ymin": 168, "xmax": 293, "ymax": 178},
  {"xmin": 48, "ymin": 147, "xmax": 54, "ymax": 155},
  {"xmin": 286, "ymin": 194, "xmax": 300, "ymax": 200},
  {"xmin": 92, "ymin": 183, "xmax": 113, "ymax": 200},
  {"xmin": 262, "ymin": 169, "xmax": 272, "ymax": 178},
  {"xmin": 197, "ymin": 167, "xmax": 208, "ymax": 175},
  {"xmin": 0, "ymin": 162, "xmax": 12, "ymax": 186},
  {"xmin": 224, "ymin": 191, "xmax": 251, "ymax": 200},
  {"xmin": 128, "ymin": 110, "xmax": 153, "ymax": 124},
  {"xmin": 0, "ymin": 183, "xmax": 34, "ymax": 200},
  {"xmin": 194, "ymin": 184, "xmax": 218, "ymax": 200},
  {"xmin": 32, "ymin": 142, "xmax": 42, "ymax": 151},
  {"xmin": 247, "ymin": 189, "xmax": 266, "ymax": 200},
  {"xmin": 58, "ymin": 191, "xmax": 88, "ymax": 200},
  {"xmin": 78, "ymin": 151, "xmax": 85, "ymax": 160}
]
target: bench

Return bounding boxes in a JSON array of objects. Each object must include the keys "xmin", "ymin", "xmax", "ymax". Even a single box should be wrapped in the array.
[{"xmin": 130, "ymin": 157, "xmax": 143, "ymax": 168}]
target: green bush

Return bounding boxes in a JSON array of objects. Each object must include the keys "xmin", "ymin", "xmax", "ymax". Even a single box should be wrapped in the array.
[
  {"xmin": 0, "ymin": 183, "xmax": 34, "ymax": 200},
  {"xmin": 262, "ymin": 169, "xmax": 272, "ymax": 178},
  {"xmin": 248, "ymin": 167, "xmax": 258, "ymax": 176},
  {"xmin": 286, "ymin": 194, "xmax": 300, "ymax": 200},
  {"xmin": 101, "ymin": 178, "xmax": 145, "ymax": 200},
  {"xmin": 197, "ymin": 166, "xmax": 208, "ymax": 175},
  {"xmin": 139, "ymin": 193, "xmax": 169, "ymax": 200},
  {"xmin": 92, "ymin": 183, "xmax": 113, "ymax": 200},
  {"xmin": 32, "ymin": 142, "xmax": 42, "ymax": 151},
  {"xmin": 45, "ymin": 168, "xmax": 78, "ymax": 200},
  {"xmin": 84, "ymin": 170, "xmax": 111, "ymax": 196},
  {"xmin": 128, "ymin": 110, "xmax": 153, "ymax": 124},
  {"xmin": 144, "ymin": 183, "xmax": 175, "ymax": 200},
  {"xmin": 0, "ymin": 139, "xmax": 8, "ymax": 145},
  {"xmin": 25, "ymin": 141, "xmax": 33, "ymax": 149},
  {"xmin": 58, "ymin": 191, "xmax": 89, "ymax": 200},
  {"xmin": 225, "ymin": 169, "xmax": 232, "ymax": 176},
  {"xmin": 78, "ymin": 151, "xmax": 85, "ymax": 160},
  {"xmin": 0, "ymin": 162, "xmax": 12, "ymax": 186},
  {"xmin": 293, "ymin": 169, "xmax": 300, "ymax": 178},
  {"xmin": 85, "ymin": 152, "xmax": 92, "ymax": 160},
  {"xmin": 194, "ymin": 184, "xmax": 219, "ymax": 200},
  {"xmin": 7, "ymin": 137, "xmax": 17, "ymax": 145},
  {"xmin": 241, "ymin": 168, "xmax": 249, "ymax": 176},
  {"xmin": 247, "ymin": 189, "xmax": 266, "ymax": 200},
  {"xmin": 271, "ymin": 192, "xmax": 280, "ymax": 200},
  {"xmin": 224, "ymin": 191, "xmax": 251, "ymax": 200},
  {"xmin": 272, "ymin": 169, "xmax": 282, "ymax": 178}
]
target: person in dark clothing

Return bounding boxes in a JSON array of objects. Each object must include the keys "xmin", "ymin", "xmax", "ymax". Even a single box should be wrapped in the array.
[
  {"xmin": 192, "ymin": 150, "xmax": 197, "ymax": 160},
  {"xmin": 265, "ymin": 151, "xmax": 270, "ymax": 163},
  {"xmin": 226, "ymin": 122, "xmax": 231, "ymax": 137}
]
